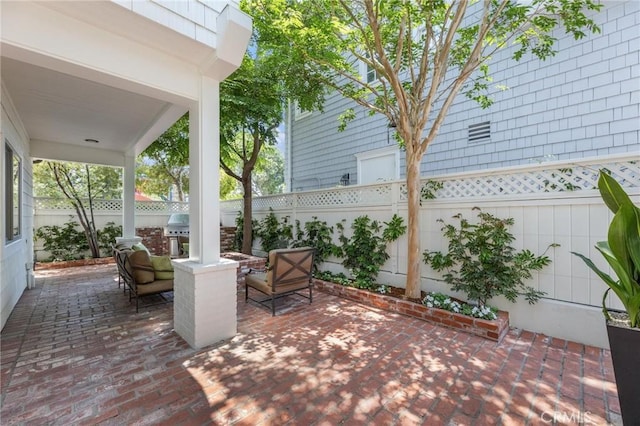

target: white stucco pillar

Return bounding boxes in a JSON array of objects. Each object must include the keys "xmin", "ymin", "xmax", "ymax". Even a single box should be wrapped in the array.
[
  {"xmin": 173, "ymin": 75, "xmax": 237, "ymax": 349},
  {"xmin": 116, "ymin": 154, "xmax": 141, "ymax": 246}
]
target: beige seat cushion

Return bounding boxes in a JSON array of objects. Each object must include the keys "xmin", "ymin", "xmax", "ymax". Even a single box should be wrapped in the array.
[
  {"xmin": 246, "ymin": 272, "xmax": 310, "ymax": 295},
  {"xmin": 128, "ymin": 250, "xmax": 155, "ymax": 284},
  {"xmin": 136, "ymin": 279, "xmax": 173, "ymax": 295}
]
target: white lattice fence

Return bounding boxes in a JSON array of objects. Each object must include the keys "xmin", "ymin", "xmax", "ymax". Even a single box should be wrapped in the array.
[
  {"xmin": 253, "ymin": 194, "xmax": 294, "ymax": 210},
  {"xmin": 35, "ymin": 198, "xmax": 188, "ymax": 213},
  {"xmin": 401, "ymin": 157, "xmax": 640, "ymax": 201},
  {"xmin": 136, "ymin": 201, "xmax": 189, "ymax": 213},
  {"xmin": 296, "ymin": 184, "xmax": 393, "ymax": 208},
  {"xmin": 219, "ymin": 155, "xmax": 639, "ymax": 215}
]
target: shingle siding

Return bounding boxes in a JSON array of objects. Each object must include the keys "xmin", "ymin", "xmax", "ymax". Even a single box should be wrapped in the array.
[
  {"xmin": 290, "ymin": 94, "xmax": 393, "ymax": 190},
  {"xmin": 121, "ymin": 0, "xmax": 232, "ymax": 48},
  {"xmin": 287, "ymin": 2, "xmax": 639, "ymax": 189}
]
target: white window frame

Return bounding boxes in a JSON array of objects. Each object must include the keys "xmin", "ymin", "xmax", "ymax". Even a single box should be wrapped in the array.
[
  {"xmin": 5, "ymin": 140, "xmax": 22, "ymax": 243},
  {"xmin": 359, "ymin": 57, "xmax": 379, "ymax": 85},
  {"xmin": 355, "ymin": 145, "xmax": 400, "ymax": 185}
]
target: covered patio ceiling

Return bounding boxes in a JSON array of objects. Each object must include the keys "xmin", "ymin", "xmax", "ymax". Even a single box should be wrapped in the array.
[
  {"xmin": 2, "ymin": 56, "xmax": 179, "ymax": 164},
  {"xmin": 1, "ymin": 0, "xmax": 248, "ymax": 167}
]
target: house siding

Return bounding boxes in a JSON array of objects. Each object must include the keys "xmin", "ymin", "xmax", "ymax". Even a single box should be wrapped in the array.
[
  {"xmin": 1, "ymin": 85, "xmax": 34, "ymax": 330},
  {"xmin": 287, "ymin": 1, "xmax": 639, "ymax": 191},
  {"xmin": 115, "ymin": 0, "xmax": 239, "ymax": 47}
]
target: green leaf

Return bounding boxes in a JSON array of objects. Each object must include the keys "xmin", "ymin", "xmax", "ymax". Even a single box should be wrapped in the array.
[
  {"xmin": 622, "ymin": 202, "xmax": 640, "ymax": 282},
  {"xmin": 608, "ymin": 205, "xmax": 634, "ymax": 280},
  {"xmin": 598, "ymin": 172, "xmax": 632, "ymax": 214},
  {"xmin": 594, "ymin": 242, "xmax": 636, "ymax": 297},
  {"xmin": 571, "ymin": 250, "xmax": 619, "ymax": 292}
]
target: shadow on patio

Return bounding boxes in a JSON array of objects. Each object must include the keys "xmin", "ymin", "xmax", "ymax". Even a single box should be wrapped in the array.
[{"xmin": 1, "ymin": 265, "xmax": 621, "ymax": 425}]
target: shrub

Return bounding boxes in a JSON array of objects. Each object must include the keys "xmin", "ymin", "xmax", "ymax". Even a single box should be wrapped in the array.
[
  {"xmin": 254, "ymin": 209, "xmax": 293, "ymax": 253},
  {"xmin": 337, "ymin": 214, "xmax": 406, "ymax": 288},
  {"xmin": 97, "ymin": 222, "xmax": 122, "ymax": 257},
  {"xmin": 35, "ymin": 220, "xmax": 89, "ymax": 261},
  {"xmin": 234, "ymin": 213, "xmax": 244, "ymax": 251},
  {"xmin": 423, "ymin": 208, "xmax": 556, "ymax": 306},
  {"xmin": 293, "ymin": 217, "xmax": 339, "ymax": 271},
  {"xmin": 234, "ymin": 212, "xmax": 258, "ymax": 252},
  {"xmin": 36, "ymin": 220, "xmax": 125, "ymax": 262}
]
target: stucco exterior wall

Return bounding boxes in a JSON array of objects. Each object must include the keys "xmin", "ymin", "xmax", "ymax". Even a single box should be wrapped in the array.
[{"xmin": 287, "ymin": 1, "xmax": 639, "ymax": 191}]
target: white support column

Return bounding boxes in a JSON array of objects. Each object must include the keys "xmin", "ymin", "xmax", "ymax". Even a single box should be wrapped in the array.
[
  {"xmin": 187, "ymin": 76, "xmax": 220, "ymax": 264},
  {"xmin": 116, "ymin": 154, "xmax": 141, "ymax": 246},
  {"xmin": 173, "ymin": 75, "xmax": 237, "ymax": 349},
  {"xmin": 172, "ymin": 258, "xmax": 238, "ymax": 349}
]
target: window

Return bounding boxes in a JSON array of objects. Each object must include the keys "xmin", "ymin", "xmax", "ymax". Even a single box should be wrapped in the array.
[
  {"xmin": 293, "ymin": 101, "xmax": 312, "ymax": 120},
  {"xmin": 5, "ymin": 141, "xmax": 21, "ymax": 242},
  {"xmin": 468, "ymin": 121, "xmax": 491, "ymax": 144},
  {"xmin": 359, "ymin": 57, "xmax": 379, "ymax": 84},
  {"xmin": 365, "ymin": 63, "xmax": 377, "ymax": 84}
]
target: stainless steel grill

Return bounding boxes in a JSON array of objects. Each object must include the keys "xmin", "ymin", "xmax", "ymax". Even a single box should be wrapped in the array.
[{"xmin": 164, "ymin": 213, "xmax": 189, "ymax": 257}]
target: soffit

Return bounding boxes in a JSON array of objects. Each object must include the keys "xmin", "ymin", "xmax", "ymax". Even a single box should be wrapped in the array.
[{"xmin": 2, "ymin": 57, "xmax": 171, "ymax": 155}]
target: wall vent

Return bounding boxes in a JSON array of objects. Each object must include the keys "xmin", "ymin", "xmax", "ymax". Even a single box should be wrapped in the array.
[{"xmin": 468, "ymin": 121, "xmax": 491, "ymax": 144}]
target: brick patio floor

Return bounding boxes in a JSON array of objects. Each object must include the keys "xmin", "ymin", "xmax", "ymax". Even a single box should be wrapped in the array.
[{"xmin": 1, "ymin": 265, "xmax": 621, "ymax": 425}]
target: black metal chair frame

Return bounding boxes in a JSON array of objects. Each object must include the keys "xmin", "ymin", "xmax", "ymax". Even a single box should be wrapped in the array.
[{"xmin": 245, "ymin": 248, "xmax": 314, "ymax": 316}]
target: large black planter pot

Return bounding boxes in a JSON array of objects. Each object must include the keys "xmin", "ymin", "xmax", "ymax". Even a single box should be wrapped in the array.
[{"xmin": 606, "ymin": 322, "xmax": 640, "ymax": 425}]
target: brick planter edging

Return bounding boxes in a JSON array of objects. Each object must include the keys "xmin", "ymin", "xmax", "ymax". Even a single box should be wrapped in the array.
[
  {"xmin": 313, "ymin": 279, "xmax": 509, "ymax": 343},
  {"xmin": 223, "ymin": 252, "xmax": 266, "ymax": 283},
  {"xmin": 35, "ymin": 257, "xmax": 116, "ymax": 270}
]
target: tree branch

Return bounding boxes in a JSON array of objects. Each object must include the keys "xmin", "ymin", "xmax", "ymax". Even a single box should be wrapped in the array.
[{"xmin": 220, "ymin": 160, "xmax": 242, "ymax": 182}]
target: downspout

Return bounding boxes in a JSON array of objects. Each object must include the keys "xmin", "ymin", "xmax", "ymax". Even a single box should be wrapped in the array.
[{"xmin": 286, "ymin": 100, "xmax": 293, "ymax": 192}]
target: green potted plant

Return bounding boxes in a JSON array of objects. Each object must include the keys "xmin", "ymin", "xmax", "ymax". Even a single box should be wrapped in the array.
[{"xmin": 571, "ymin": 172, "xmax": 640, "ymax": 425}]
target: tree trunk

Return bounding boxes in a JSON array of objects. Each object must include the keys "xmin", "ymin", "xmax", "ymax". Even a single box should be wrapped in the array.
[
  {"xmin": 85, "ymin": 165, "xmax": 100, "ymax": 258},
  {"xmin": 241, "ymin": 171, "xmax": 253, "ymax": 255},
  {"xmin": 404, "ymin": 155, "xmax": 423, "ymax": 299}
]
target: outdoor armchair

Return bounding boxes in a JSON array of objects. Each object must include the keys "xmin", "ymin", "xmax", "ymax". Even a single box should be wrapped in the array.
[{"xmin": 245, "ymin": 247, "xmax": 315, "ymax": 316}]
